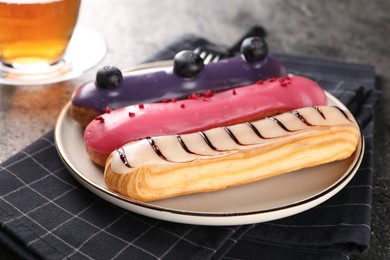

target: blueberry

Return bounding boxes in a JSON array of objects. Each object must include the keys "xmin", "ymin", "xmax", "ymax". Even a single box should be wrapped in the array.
[
  {"xmin": 173, "ymin": 50, "xmax": 204, "ymax": 78},
  {"xmin": 96, "ymin": 66, "xmax": 123, "ymax": 89},
  {"xmin": 240, "ymin": 37, "xmax": 269, "ymax": 63}
]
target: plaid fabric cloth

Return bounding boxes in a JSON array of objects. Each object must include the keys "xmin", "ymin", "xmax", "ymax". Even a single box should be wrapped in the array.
[{"xmin": 0, "ymin": 34, "xmax": 380, "ymax": 260}]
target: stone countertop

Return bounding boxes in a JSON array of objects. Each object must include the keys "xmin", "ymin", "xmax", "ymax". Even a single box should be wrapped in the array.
[{"xmin": 1, "ymin": 0, "xmax": 389, "ymax": 258}]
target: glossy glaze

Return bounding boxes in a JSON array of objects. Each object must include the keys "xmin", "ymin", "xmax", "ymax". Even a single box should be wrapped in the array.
[
  {"xmin": 110, "ymin": 106, "xmax": 356, "ymax": 174},
  {"xmin": 84, "ymin": 75, "xmax": 327, "ymax": 163},
  {"xmin": 72, "ymin": 55, "xmax": 287, "ymax": 112}
]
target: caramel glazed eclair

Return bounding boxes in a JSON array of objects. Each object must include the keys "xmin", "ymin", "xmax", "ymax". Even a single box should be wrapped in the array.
[{"xmin": 104, "ymin": 106, "xmax": 360, "ymax": 202}]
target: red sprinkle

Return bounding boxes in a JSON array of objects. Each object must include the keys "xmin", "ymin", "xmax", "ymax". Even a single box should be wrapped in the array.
[
  {"xmin": 94, "ymin": 116, "xmax": 105, "ymax": 123},
  {"xmin": 203, "ymin": 89, "xmax": 213, "ymax": 98},
  {"xmin": 162, "ymin": 99, "xmax": 170, "ymax": 103},
  {"xmin": 180, "ymin": 104, "xmax": 185, "ymax": 108},
  {"xmin": 139, "ymin": 104, "xmax": 144, "ymax": 109},
  {"xmin": 280, "ymin": 77, "xmax": 292, "ymax": 87},
  {"xmin": 268, "ymin": 78, "xmax": 277, "ymax": 82},
  {"xmin": 280, "ymin": 77, "xmax": 291, "ymax": 82},
  {"xmin": 105, "ymin": 106, "xmax": 111, "ymax": 114},
  {"xmin": 188, "ymin": 93, "xmax": 199, "ymax": 100},
  {"xmin": 232, "ymin": 89, "xmax": 237, "ymax": 95},
  {"xmin": 172, "ymin": 98, "xmax": 177, "ymax": 103},
  {"xmin": 128, "ymin": 112, "xmax": 135, "ymax": 117},
  {"xmin": 256, "ymin": 80, "xmax": 264, "ymax": 85}
]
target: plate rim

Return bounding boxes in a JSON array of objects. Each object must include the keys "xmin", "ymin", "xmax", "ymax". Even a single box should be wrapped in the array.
[{"xmin": 54, "ymin": 82, "xmax": 364, "ymax": 225}]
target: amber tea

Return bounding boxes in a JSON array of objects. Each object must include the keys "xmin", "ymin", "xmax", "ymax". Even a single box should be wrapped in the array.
[{"xmin": 0, "ymin": 0, "xmax": 81, "ymax": 68}]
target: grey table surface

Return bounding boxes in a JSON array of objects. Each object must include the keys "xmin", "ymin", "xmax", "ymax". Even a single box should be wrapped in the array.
[{"xmin": 1, "ymin": 0, "xmax": 389, "ymax": 259}]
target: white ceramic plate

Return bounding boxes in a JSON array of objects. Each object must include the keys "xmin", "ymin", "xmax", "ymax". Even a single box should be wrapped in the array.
[{"xmin": 55, "ymin": 89, "xmax": 364, "ymax": 226}]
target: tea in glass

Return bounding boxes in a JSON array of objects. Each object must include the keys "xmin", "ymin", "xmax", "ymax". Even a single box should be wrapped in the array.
[{"xmin": 0, "ymin": 0, "xmax": 81, "ymax": 69}]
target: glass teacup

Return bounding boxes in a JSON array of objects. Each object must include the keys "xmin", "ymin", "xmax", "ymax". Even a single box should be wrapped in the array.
[{"xmin": 0, "ymin": 0, "xmax": 81, "ymax": 78}]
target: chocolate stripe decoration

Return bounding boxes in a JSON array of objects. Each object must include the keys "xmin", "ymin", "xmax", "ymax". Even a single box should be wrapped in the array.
[
  {"xmin": 198, "ymin": 131, "xmax": 223, "ymax": 151},
  {"xmin": 115, "ymin": 107, "xmax": 354, "ymax": 168},
  {"xmin": 332, "ymin": 106, "xmax": 352, "ymax": 121},
  {"xmin": 246, "ymin": 122, "xmax": 267, "ymax": 139},
  {"xmin": 146, "ymin": 137, "xmax": 171, "ymax": 161},
  {"xmin": 224, "ymin": 127, "xmax": 244, "ymax": 146},
  {"xmin": 313, "ymin": 106, "xmax": 326, "ymax": 119},
  {"xmin": 116, "ymin": 147, "xmax": 131, "ymax": 168},
  {"xmin": 268, "ymin": 117, "xmax": 292, "ymax": 132},
  {"xmin": 290, "ymin": 111, "xmax": 313, "ymax": 126},
  {"xmin": 176, "ymin": 135, "xmax": 197, "ymax": 155}
]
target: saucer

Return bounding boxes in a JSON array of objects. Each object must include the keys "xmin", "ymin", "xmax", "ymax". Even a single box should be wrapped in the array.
[{"xmin": 0, "ymin": 26, "xmax": 106, "ymax": 86}]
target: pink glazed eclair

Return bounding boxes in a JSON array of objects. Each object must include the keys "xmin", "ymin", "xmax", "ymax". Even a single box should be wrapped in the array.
[{"xmin": 84, "ymin": 75, "xmax": 327, "ymax": 166}]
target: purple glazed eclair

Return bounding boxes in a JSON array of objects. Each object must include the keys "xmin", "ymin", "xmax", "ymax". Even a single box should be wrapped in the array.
[{"xmin": 70, "ymin": 37, "xmax": 287, "ymax": 127}]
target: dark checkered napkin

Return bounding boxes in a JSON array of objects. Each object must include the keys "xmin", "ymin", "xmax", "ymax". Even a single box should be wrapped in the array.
[{"xmin": 0, "ymin": 32, "xmax": 380, "ymax": 259}]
